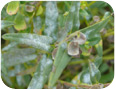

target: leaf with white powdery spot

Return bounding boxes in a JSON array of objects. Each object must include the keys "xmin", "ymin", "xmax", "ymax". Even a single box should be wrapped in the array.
[
  {"xmin": 2, "ymin": 33, "xmax": 53, "ymax": 51},
  {"xmin": 28, "ymin": 54, "xmax": 53, "ymax": 89}
]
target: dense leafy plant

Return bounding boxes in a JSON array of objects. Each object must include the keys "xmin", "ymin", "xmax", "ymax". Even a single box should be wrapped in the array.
[{"xmin": 1, "ymin": 1, "xmax": 114, "ymax": 89}]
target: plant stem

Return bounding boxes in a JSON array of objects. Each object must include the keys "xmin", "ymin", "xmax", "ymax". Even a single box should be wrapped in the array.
[{"xmin": 58, "ymin": 80, "xmax": 110, "ymax": 89}]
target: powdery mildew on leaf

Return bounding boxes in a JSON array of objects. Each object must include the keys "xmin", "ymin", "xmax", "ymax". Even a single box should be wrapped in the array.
[
  {"xmin": 2, "ymin": 33, "xmax": 53, "ymax": 51},
  {"xmin": 44, "ymin": 1, "xmax": 58, "ymax": 40}
]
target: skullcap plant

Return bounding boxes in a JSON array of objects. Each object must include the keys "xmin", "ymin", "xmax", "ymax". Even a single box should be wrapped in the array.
[{"xmin": 1, "ymin": 1, "xmax": 114, "ymax": 89}]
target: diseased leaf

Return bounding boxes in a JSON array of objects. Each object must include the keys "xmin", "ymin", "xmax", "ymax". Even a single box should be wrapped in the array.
[
  {"xmin": 89, "ymin": 61, "xmax": 101, "ymax": 84},
  {"xmin": 6, "ymin": 1, "xmax": 20, "ymax": 15},
  {"xmin": 44, "ymin": 1, "xmax": 58, "ymax": 40},
  {"xmin": 3, "ymin": 48, "xmax": 37, "ymax": 67},
  {"xmin": 58, "ymin": 1, "xmax": 80, "ymax": 41},
  {"xmin": 2, "ymin": 42, "xmax": 18, "ymax": 51},
  {"xmin": 79, "ymin": 40, "xmax": 103, "ymax": 84},
  {"xmin": 1, "ymin": 55, "xmax": 7, "ymax": 75},
  {"xmin": 81, "ymin": 14, "xmax": 111, "ymax": 45},
  {"xmin": 68, "ymin": 13, "xmax": 111, "ymax": 46},
  {"xmin": 1, "ymin": 20, "xmax": 14, "ymax": 29},
  {"xmin": 33, "ymin": 16, "xmax": 42, "ymax": 33},
  {"xmin": 1, "ymin": 73, "xmax": 13, "ymax": 87},
  {"xmin": 2, "ymin": 33, "xmax": 53, "ymax": 51},
  {"xmin": 14, "ymin": 13, "xmax": 27, "ymax": 31},
  {"xmin": 79, "ymin": 69, "xmax": 92, "ymax": 84},
  {"xmin": 48, "ymin": 43, "xmax": 71, "ymax": 87},
  {"xmin": 15, "ymin": 65, "xmax": 25, "ymax": 87},
  {"xmin": 73, "ymin": 1, "xmax": 80, "ymax": 31},
  {"xmin": 28, "ymin": 54, "xmax": 53, "ymax": 89}
]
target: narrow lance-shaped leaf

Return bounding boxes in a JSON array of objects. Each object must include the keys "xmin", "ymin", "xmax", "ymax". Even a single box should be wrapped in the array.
[
  {"xmin": 58, "ymin": 2, "xmax": 80, "ymax": 41},
  {"xmin": 33, "ymin": 16, "xmax": 42, "ymax": 33},
  {"xmin": 67, "ymin": 13, "xmax": 112, "ymax": 46},
  {"xmin": 94, "ymin": 40, "xmax": 103, "ymax": 67},
  {"xmin": 28, "ymin": 54, "xmax": 53, "ymax": 89},
  {"xmin": 2, "ymin": 42, "xmax": 18, "ymax": 51},
  {"xmin": 36, "ymin": 5, "xmax": 43, "ymax": 16},
  {"xmin": 14, "ymin": 13, "xmax": 27, "ymax": 31},
  {"xmin": 3, "ymin": 48, "xmax": 37, "ymax": 67},
  {"xmin": 79, "ymin": 69, "xmax": 92, "ymax": 84},
  {"xmin": 1, "ymin": 55, "xmax": 7, "ymax": 75},
  {"xmin": 48, "ymin": 43, "xmax": 71, "ymax": 87},
  {"xmin": 73, "ymin": 1, "xmax": 80, "ymax": 31},
  {"xmin": 2, "ymin": 33, "xmax": 53, "ymax": 51},
  {"xmin": 79, "ymin": 40, "xmax": 103, "ymax": 84},
  {"xmin": 15, "ymin": 65, "xmax": 25, "ymax": 87},
  {"xmin": 89, "ymin": 61, "xmax": 101, "ymax": 84},
  {"xmin": 6, "ymin": 1, "xmax": 20, "ymax": 15},
  {"xmin": 1, "ymin": 20, "xmax": 14, "ymax": 29},
  {"xmin": 81, "ymin": 13, "xmax": 111, "ymax": 42},
  {"xmin": 44, "ymin": 1, "xmax": 58, "ymax": 40}
]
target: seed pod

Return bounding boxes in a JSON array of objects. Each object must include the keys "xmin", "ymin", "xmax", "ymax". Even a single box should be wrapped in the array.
[
  {"xmin": 72, "ymin": 48, "xmax": 82, "ymax": 58},
  {"xmin": 73, "ymin": 32, "xmax": 86, "ymax": 45},
  {"xmin": 25, "ymin": 5, "xmax": 35, "ymax": 12},
  {"xmin": 93, "ymin": 16, "xmax": 100, "ymax": 22},
  {"xmin": 52, "ymin": 48, "xmax": 58, "ymax": 60},
  {"xmin": 68, "ymin": 41, "xmax": 79, "ymax": 56}
]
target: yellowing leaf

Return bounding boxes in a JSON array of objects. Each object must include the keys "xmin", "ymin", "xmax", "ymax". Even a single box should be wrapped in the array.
[
  {"xmin": 6, "ymin": 1, "xmax": 20, "ymax": 15},
  {"xmin": 36, "ymin": 5, "xmax": 43, "ymax": 16},
  {"xmin": 14, "ymin": 13, "xmax": 27, "ymax": 31}
]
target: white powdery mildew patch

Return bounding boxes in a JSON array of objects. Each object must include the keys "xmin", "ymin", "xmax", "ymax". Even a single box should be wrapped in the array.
[
  {"xmin": 4, "ymin": 33, "xmax": 53, "ymax": 51},
  {"xmin": 19, "ymin": 33, "xmax": 53, "ymax": 44},
  {"xmin": 83, "ymin": 72, "xmax": 91, "ymax": 84},
  {"xmin": 3, "ymin": 48, "xmax": 37, "ymax": 67},
  {"xmin": 44, "ymin": 1, "xmax": 58, "ymax": 36},
  {"xmin": 2, "ymin": 42, "xmax": 18, "ymax": 51},
  {"xmin": 28, "ymin": 54, "xmax": 53, "ymax": 89},
  {"xmin": 33, "ymin": 16, "xmax": 42, "ymax": 33}
]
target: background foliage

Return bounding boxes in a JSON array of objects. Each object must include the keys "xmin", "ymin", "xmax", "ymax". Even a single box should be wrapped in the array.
[{"xmin": 1, "ymin": 1, "xmax": 114, "ymax": 89}]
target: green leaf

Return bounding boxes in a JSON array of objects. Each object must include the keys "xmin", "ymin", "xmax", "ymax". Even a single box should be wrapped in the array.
[
  {"xmin": 15, "ymin": 65, "xmax": 25, "ymax": 87},
  {"xmin": 73, "ymin": 1, "xmax": 80, "ymax": 31},
  {"xmin": 2, "ymin": 33, "xmax": 53, "ymax": 51},
  {"xmin": 36, "ymin": 5, "xmax": 43, "ymax": 16},
  {"xmin": 2, "ymin": 42, "xmax": 18, "ymax": 51},
  {"xmin": 81, "ymin": 14, "xmax": 111, "ymax": 43},
  {"xmin": 6, "ymin": 1, "xmax": 20, "ymax": 15},
  {"xmin": 58, "ymin": 1, "xmax": 80, "ymax": 41},
  {"xmin": 1, "ymin": 20, "xmax": 14, "ymax": 29},
  {"xmin": 33, "ymin": 16, "xmax": 42, "ymax": 33},
  {"xmin": 44, "ymin": 1, "xmax": 58, "ymax": 40},
  {"xmin": 80, "ymin": 69, "xmax": 92, "ymax": 84},
  {"xmin": 68, "ymin": 13, "xmax": 111, "ymax": 46},
  {"xmin": 80, "ymin": 9, "xmax": 89, "ymax": 17},
  {"xmin": 100, "ymin": 68, "xmax": 114, "ymax": 83},
  {"xmin": 2, "ymin": 48, "xmax": 37, "ymax": 67},
  {"xmin": 89, "ymin": 61, "xmax": 101, "ymax": 84},
  {"xmin": 28, "ymin": 54, "xmax": 53, "ymax": 89},
  {"xmin": 1, "ymin": 55, "xmax": 7, "ymax": 75},
  {"xmin": 14, "ymin": 13, "xmax": 27, "ymax": 31},
  {"xmin": 48, "ymin": 43, "xmax": 71, "ymax": 87},
  {"xmin": 79, "ymin": 39, "xmax": 103, "ymax": 84},
  {"xmin": 95, "ymin": 40, "xmax": 103, "ymax": 57}
]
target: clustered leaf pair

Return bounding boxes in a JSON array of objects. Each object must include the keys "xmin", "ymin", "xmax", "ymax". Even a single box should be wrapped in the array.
[{"xmin": 52, "ymin": 32, "xmax": 86, "ymax": 59}]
